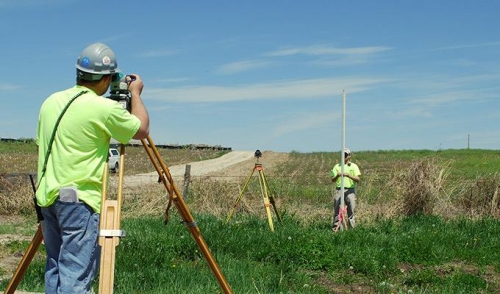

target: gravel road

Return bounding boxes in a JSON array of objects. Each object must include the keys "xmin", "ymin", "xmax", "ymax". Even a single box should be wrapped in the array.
[
  {"xmin": 123, "ymin": 150, "xmax": 256, "ymax": 186},
  {"xmin": 159, "ymin": 150, "xmax": 256, "ymax": 177}
]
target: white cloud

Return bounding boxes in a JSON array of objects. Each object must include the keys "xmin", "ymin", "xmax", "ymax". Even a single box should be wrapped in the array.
[
  {"xmin": 388, "ymin": 107, "xmax": 433, "ymax": 119},
  {"xmin": 432, "ymin": 41, "xmax": 500, "ymax": 51},
  {"xmin": 411, "ymin": 89, "xmax": 497, "ymax": 107},
  {"xmin": 214, "ymin": 60, "xmax": 273, "ymax": 75},
  {"xmin": 263, "ymin": 45, "xmax": 392, "ymax": 67},
  {"xmin": 272, "ymin": 111, "xmax": 339, "ymax": 137},
  {"xmin": 140, "ymin": 49, "xmax": 179, "ymax": 57},
  {"xmin": 149, "ymin": 105, "xmax": 171, "ymax": 112},
  {"xmin": 152, "ymin": 77, "xmax": 190, "ymax": 83},
  {"xmin": 143, "ymin": 77, "xmax": 389, "ymax": 103},
  {"xmin": 0, "ymin": 83, "xmax": 20, "ymax": 91},
  {"xmin": 101, "ymin": 33, "xmax": 131, "ymax": 44},
  {"xmin": 266, "ymin": 45, "xmax": 392, "ymax": 57},
  {"xmin": 310, "ymin": 55, "xmax": 376, "ymax": 66}
]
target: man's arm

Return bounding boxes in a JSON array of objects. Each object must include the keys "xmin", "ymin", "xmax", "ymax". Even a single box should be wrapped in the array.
[
  {"xmin": 127, "ymin": 74, "xmax": 150, "ymax": 140},
  {"xmin": 345, "ymin": 164, "xmax": 361, "ymax": 183},
  {"xmin": 344, "ymin": 173, "xmax": 360, "ymax": 183}
]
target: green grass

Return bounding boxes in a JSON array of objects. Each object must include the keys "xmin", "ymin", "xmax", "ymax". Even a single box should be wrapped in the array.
[
  {"xmin": 3, "ymin": 214, "xmax": 500, "ymax": 293},
  {"xmin": 0, "ymin": 139, "xmax": 37, "ymax": 153},
  {"xmin": 2, "ymin": 142, "xmax": 500, "ymax": 292}
]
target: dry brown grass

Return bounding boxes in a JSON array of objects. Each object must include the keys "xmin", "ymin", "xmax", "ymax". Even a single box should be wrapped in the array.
[
  {"xmin": 0, "ymin": 146, "xmax": 226, "ymax": 217},
  {"xmin": 457, "ymin": 173, "xmax": 500, "ymax": 219},
  {"xmin": 389, "ymin": 158, "xmax": 449, "ymax": 217},
  {"xmin": 0, "ymin": 174, "xmax": 35, "ymax": 215},
  {"xmin": 2, "ymin": 148, "xmax": 500, "ymax": 225}
]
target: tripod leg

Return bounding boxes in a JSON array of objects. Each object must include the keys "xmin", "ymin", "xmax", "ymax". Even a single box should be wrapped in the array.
[
  {"xmin": 258, "ymin": 170, "xmax": 275, "ymax": 232},
  {"xmin": 260, "ymin": 170, "xmax": 282, "ymax": 224},
  {"xmin": 141, "ymin": 136, "xmax": 233, "ymax": 294},
  {"xmin": 3, "ymin": 223, "xmax": 43, "ymax": 294},
  {"xmin": 4, "ymin": 174, "xmax": 44, "ymax": 294},
  {"xmin": 98, "ymin": 199, "xmax": 121, "ymax": 293},
  {"xmin": 225, "ymin": 167, "xmax": 255, "ymax": 224},
  {"xmin": 98, "ymin": 144, "xmax": 126, "ymax": 294}
]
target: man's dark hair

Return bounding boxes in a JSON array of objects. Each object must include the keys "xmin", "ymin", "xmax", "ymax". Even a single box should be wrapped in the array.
[{"xmin": 76, "ymin": 69, "xmax": 109, "ymax": 84}]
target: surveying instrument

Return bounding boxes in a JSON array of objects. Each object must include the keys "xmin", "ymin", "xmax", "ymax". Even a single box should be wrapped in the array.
[
  {"xmin": 225, "ymin": 150, "xmax": 282, "ymax": 232},
  {"xmin": 4, "ymin": 73, "xmax": 233, "ymax": 294}
]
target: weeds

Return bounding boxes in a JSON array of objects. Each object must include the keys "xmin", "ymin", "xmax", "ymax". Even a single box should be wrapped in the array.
[
  {"xmin": 458, "ymin": 173, "xmax": 500, "ymax": 219},
  {"xmin": 2, "ymin": 146, "xmax": 500, "ymax": 223}
]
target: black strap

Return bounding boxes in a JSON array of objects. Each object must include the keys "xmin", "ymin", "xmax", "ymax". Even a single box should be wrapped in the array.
[{"xmin": 38, "ymin": 90, "xmax": 88, "ymax": 187}]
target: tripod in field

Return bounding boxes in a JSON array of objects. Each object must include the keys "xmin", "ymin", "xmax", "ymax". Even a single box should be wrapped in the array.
[
  {"xmin": 4, "ymin": 135, "xmax": 233, "ymax": 294},
  {"xmin": 225, "ymin": 150, "xmax": 282, "ymax": 232}
]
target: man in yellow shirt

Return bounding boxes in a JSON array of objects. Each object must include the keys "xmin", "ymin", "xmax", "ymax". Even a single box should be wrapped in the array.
[
  {"xmin": 330, "ymin": 148, "xmax": 361, "ymax": 230},
  {"xmin": 36, "ymin": 43, "xmax": 149, "ymax": 293}
]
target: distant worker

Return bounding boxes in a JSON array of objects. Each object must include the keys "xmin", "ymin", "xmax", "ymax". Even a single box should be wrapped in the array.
[
  {"xmin": 330, "ymin": 148, "xmax": 361, "ymax": 230},
  {"xmin": 36, "ymin": 43, "xmax": 149, "ymax": 293}
]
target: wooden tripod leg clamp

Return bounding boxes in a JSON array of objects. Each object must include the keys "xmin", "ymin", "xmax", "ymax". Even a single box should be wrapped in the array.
[
  {"xmin": 98, "ymin": 199, "xmax": 123, "ymax": 294},
  {"xmin": 99, "ymin": 230, "xmax": 126, "ymax": 237}
]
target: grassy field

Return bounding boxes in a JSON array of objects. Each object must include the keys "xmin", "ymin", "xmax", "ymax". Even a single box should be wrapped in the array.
[{"xmin": 1, "ymin": 141, "xmax": 500, "ymax": 293}]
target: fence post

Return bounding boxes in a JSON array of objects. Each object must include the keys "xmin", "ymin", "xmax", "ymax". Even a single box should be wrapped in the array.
[{"xmin": 183, "ymin": 164, "xmax": 191, "ymax": 200}]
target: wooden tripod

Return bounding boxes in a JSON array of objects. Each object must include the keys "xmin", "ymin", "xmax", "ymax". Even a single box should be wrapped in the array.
[
  {"xmin": 138, "ymin": 135, "xmax": 232, "ymax": 293},
  {"xmin": 97, "ymin": 136, "xmax": 233, "ymax": 293},
  {"xmin": 4, "ymin": 135, "xmax": 233, "ymax": 294},
  {"xmin": 225, "ymin": 161, "xmax": 282, "ymax": 232}
]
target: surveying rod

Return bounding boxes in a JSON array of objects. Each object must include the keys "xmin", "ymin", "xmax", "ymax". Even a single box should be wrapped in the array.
[
  {"xmin": 140, "ymin": 135, "xmax": 233, "ymax": 294},
  {"xmin": 340, "ymin": 90, "xmax": 347, "ymax": 230}
]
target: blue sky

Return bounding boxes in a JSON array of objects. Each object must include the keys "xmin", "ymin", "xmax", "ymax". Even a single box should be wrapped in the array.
[{"xmin": 1, "ymin": 1, "xmax": 499, "ymax": 152}]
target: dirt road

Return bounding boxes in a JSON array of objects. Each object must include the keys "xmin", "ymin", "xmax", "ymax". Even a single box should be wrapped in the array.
[{"xmin": 122, "ymin": 150, "xmax": 288, "ymax": 186}]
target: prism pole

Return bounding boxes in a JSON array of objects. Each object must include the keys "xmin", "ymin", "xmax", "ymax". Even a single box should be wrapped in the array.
[{"xmin": 339, "ymin": 90, "xmax": 348, "ymax": 231}]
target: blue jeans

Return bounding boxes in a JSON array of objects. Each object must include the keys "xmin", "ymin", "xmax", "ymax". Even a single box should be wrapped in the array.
[{"xmin": 41, "ymin": 199, "xmax": 101, "ymax": 294}]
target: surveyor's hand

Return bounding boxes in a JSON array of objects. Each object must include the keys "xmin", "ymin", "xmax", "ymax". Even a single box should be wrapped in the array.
[{"xmin": 127, "ymin": 74, "xmax": 144, "ymax": 96}]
